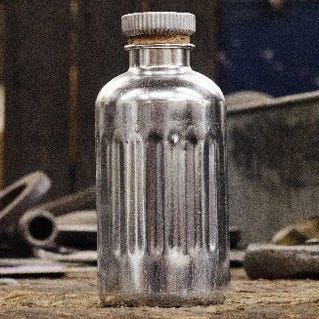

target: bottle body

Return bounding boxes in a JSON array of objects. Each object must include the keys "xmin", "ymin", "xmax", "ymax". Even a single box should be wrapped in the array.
[{"xmin": 96, "ymin": 46, "xmax": 229, "ymax": 306}]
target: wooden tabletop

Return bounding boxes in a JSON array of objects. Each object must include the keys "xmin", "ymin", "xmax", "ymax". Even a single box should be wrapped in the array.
[{"xmin": 0, "ymin": 268, "xmax": 318, "ymax": 319}]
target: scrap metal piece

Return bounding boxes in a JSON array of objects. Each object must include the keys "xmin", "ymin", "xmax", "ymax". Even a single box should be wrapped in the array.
[
  {"xmin": 0, "ymin": 265, "xmax": 66, "ymax": 278},
  {"xmin": 226, "ymin": 91, "xmax": 273, "ymax": 112},
  {"xmin": 17, "ymin": 186, "xmax": 95, "ymax": 252},
  {"xmin": 272, "ymin": 216, "xmax": 319, "ymax": 246},
  {"xmin": 0, "ymin": 258, "xmax": 62, "ymax": 266},
  {"xmin": 268, "ymin": 0, "xmax": 285, "ymax": 10},
  {"xmin": 0, "ymin": 172, "xmax": 51, "ymax": 255},
  {"xmin": 0, "ymin": 258, "xmax": 96, "ymax": 274},
  {"xmin": 37, "ymin": 186, "xmax": 95, "ymax": 217},
  {"xmin": 244, "ymin": 244, "xmax": 319, "ymax": 280},
  {"xmin": 0, "ymin": 171, "xmax": 51, "ymax": 234},
  {"xmin": 56, "ymin": 210, "xmax": 96, "ymax": 226},
  {"xmin": 0, "ymin": 257, "xmax": 66, "ymax": 278},
  {"xmin": 17, "ymin": 209, "xmax": 58, "ymax": 249}
]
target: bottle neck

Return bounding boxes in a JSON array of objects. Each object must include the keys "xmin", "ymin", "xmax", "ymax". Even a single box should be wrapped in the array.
[{"xmin": 127, "ymin": 45, "xmax": 193, "ymax": 70}]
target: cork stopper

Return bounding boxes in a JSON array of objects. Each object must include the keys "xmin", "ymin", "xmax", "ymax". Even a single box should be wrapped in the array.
[
  {"xmin": 128, "ymin": 35, "xmax": 190, "ymax": 45},
  {"xmin": 122, "ymin": 12, "xmax": 195, "ymax": 45}
]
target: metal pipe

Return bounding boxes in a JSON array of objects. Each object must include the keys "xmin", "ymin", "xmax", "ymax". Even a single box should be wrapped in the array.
[
  {"xmin": 36, "ymin": 186, "xmax": 95, "ymax": 217},
  {"xmin": 0, "ymin": 171, "xmax": 51, "ymax": 238},
  {"xmin": 17, "ymin": 209, "xmax": 57, "ymax": 249}
]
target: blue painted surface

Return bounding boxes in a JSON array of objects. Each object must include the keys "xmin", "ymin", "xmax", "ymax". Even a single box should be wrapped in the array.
[{"xmin": 218, "ymin": 1, "xmax": 319, "ymax": 97}]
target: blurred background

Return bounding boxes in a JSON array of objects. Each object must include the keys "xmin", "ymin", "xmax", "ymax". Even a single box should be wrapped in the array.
[{"xmin": 0, "ymin": 1, "xmax": 318, "ymax": 245}]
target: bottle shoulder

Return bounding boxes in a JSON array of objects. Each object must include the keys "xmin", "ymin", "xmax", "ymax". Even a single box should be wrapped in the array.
[
  {"xmin": 186, "ymin": 70, "xmax": 225, "ymax": 101},
  {"xmin": 96, "ymin": 69, "xmax": 224, "ymax": 109}
]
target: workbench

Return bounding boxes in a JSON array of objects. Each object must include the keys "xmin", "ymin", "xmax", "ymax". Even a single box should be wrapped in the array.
[{"xmin": 0, "ymin": 268, "xmax": 318, "ymax": 318}]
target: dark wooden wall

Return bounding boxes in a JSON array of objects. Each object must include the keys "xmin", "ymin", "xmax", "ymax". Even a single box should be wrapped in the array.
[
  {"xmin": 4, "ymin": 1, "xmax": 71, "ymax": 198},
  {"xmin": 4, "ymin": 1, "xmax": 219, "ymax": 198}
]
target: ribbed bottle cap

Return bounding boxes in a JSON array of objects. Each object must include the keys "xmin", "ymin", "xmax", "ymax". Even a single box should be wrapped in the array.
[{"xmin": 121, "ymin": 12, "xmax": 196, "ymax": 37}]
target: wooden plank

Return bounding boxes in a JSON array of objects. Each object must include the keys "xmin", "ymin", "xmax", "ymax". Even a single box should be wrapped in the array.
[
  {"xmin": 0, "ymin": 4, "xmax": 4, "ymax": 188},
  {"xmin": 0, "ymin": 269, "xmax": 318, "ymax": 318},
  {"xmin": 4, "ymin": 1, "xmax": 71, "ymax": 198},
  {"xmin": 76, "ymin": 1, "xmax": 219, "ymax": 190}
]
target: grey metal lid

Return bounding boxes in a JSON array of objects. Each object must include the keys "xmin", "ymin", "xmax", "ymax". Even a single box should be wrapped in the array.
[{"xmin": 121, "ymin": 12, "xmax": 196, "ymax": 37}]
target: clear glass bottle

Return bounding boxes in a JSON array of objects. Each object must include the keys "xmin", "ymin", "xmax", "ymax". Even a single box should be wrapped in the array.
[{"xmin": 96, "ymin": 12, "xmax": 229, "ymax": 307}]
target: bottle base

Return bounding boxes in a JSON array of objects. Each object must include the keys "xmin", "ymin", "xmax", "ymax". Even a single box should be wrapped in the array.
[{"xmin": 99, "ymin": 292, "xmax": 226, "ymax": 307}]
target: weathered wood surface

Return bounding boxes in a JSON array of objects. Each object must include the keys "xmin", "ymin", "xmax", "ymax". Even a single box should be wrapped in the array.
[
  {"xmin": 4, "ymin": 1, "xmax": 71, "ymax": 198},
  {"xmin": 0, "ymin": 268, "xmax": 318, "ymax": 318}
]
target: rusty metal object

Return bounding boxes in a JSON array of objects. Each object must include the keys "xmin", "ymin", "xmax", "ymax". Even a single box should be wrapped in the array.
[
  {"xmin": 0, "ymin": 172, "xmax": 51, "ymax": 252},
  {"xmin": 37, "ymin": 186, "xmax": 95, "ymax": 217},
  {"xmin": 18, "ymin": 186, "xmax": 96, "ymax": 252},
  {"xmin": 268, "ymin": 0, "xmax": 285, "ymax": 10},
  {"xmin": 17, "ymin": 209, "xmax": 58, "ymax": 249},
  {"xmin": 0, "ymin": 174, "xmax": 95, "ymax": 257},
  {"xmin": 244, "ymin": 244, "xmax": 319, "ymax": 280},
  {"xmin": 272, "ymin": 216, "xmax": 319, "ymax": 246}
]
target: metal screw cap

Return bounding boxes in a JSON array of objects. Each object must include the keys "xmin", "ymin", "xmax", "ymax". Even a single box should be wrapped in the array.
[{"xmin": 121, "ymin": 12, "xmax": 196, "ymax": 37}]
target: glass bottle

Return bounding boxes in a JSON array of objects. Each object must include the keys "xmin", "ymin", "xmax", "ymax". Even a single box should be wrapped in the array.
[{"xmin": 96, "ymin": 12, "xmax": 229, "ymax": 307}]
